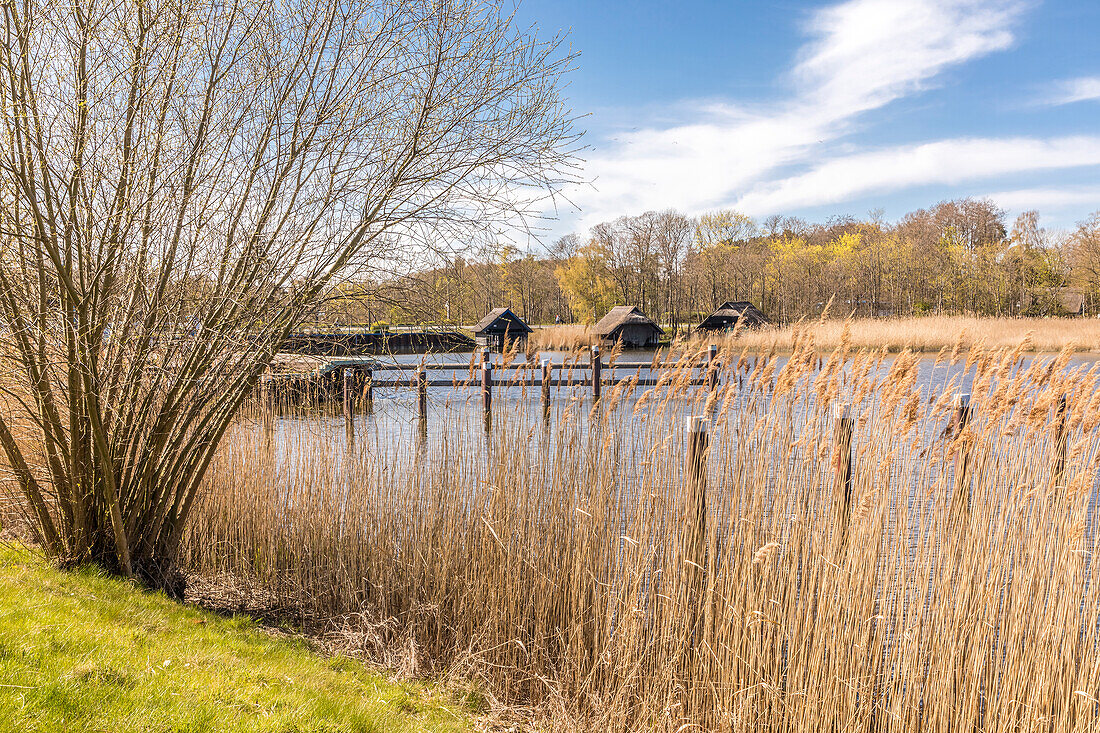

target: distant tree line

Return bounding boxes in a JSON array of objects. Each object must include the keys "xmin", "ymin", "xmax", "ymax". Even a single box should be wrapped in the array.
[{"xmin": 319, "ymin": 198, "xmax": 1100, "ymax": 328}]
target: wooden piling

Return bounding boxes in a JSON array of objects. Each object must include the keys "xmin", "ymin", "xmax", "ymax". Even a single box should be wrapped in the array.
[
  {"xmin": 686, "ymin": 416, "xmax": 708, "ymax": 535},
  {"xmin": 707, "ymin": 344, "xmax": 718, "ymax": 391},
  {"xmin": 343, "ymin": 368, "xmax": 354, "ymax": 421},
  {"xmin": 833, "ymin": 403, "xmax": 854, "ymax": 544},
  {"xmin": 683, "ymin": 416, "xmax": 709, "ymax": 640},
  {"xmin": 261, "ymin": 366, "xmax": 274, "ymax": 445},
  {"xmin": 947, "ymin": 392, "xmax": 971, "ymax": 438},
  {"xmin": 1053, "ymin": 393, "xmax": 1068, "ymax": 488},
  {"xmin": 417, "ymin": 366, "xmax": 428, "ymax": 420},
  {"xmin": 362, "ymin": 368, "xmax": 373, "ymax": 410},
  {"xmin": 482, "ymin": 362, "xmax": 492, "ymax": 414},
  {"xmin": 541, "ymin": 358, "xmax": 552, "ymax": 416},
  {"xmin": 948, "ymin": 393, "xmax": 972, "ymax": 526},
  {"xmin": 417, "ymin": 414, "xmax": 428, "ymax": 450},
  {"xmin": 261, "ymin": 366, "xmax": 274, "ymax": 413},
  {"xmin": 592, "ymin": 346, "xmax": 602, "ymax": 402}
]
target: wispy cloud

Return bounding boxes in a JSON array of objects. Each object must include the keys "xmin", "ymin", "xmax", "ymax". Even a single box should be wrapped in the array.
[
  {"xmin": 565, "ymin": 0, "xmax": 1034, "ymax": 229},
  {"xmin": 791, "ymin": 0, "xmax": 1021, "ymax": 119},
  {"xmin": 1042, "ymin": 76, "xmax": 1100, "ymax": 106},
  {"xmin": 984, "ymin": 186, "xmax": 1100, "ymax": 213},
  {"xmin": 735, "ymin": 136, "xmax": 1100, "ymax": 214}
]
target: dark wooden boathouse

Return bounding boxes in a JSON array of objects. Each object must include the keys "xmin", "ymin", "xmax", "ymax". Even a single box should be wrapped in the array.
[
  {"xmin": 594, "ymin": 306, "xmax": 664, "ymax": 348},
  {"xmin": 472, "ymin": 308, "xmax": 532, "ymax": 350},
  {"xmin": 695, "ymin": 301, "xmax": 768, "ymax": 332}
]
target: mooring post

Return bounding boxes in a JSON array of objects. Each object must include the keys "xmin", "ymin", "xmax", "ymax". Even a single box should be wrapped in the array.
[
  {"xmin": 833, "ymin": 403, "xmax": 854, "ymax": 545},
  {"xmin": 591, "ymin": 345, "xmax": 602, "ymax": 402},
  {"xmin": 541, "ymin": 358, "xmax": 552, "ymax": 416},
  {"xmin": 362, "ymin": 368, "xmax": 373, "ymax": 411},
  {"xmin": 707, "ymin": 344, "xmax": 718, "ymax": 391},
  {"xmin": 261, "ymin": 366, "xmax": 274, "ymax": 445},
  {"xmin": 950, "ymin": 392, "xmax": 971, "ymax": 435},
  {"xmin": 687, "ymin": 416, "xmax": 708, "ymax": 541},
  {"xmin": 417, "ymin": 366, "xmax": 428, "ymax": 421},
  {"xmin": 261, "ymin": 365, "xmax": 273, "ymax": 413},
  {"xmin": 482, "ymin": 361, "xmax": 492, "ymax": 414},
  {"xmin": 1053, "ymin": 393, "xmax": 1068, "ymax": 488},
  {"xmin": 948, "ymin": 393, "xmax": 972, "ymax": 526},
  {"xmin": 343, "ymin": 368, "xmax": 354, "ymax": 421},
  {"xmin": 482, "ymin": 361, "xmax": 493, "ymax": 437},
  {"xmin": 683, "ymin": 416, "xmax": 709, "ymax": 641}
]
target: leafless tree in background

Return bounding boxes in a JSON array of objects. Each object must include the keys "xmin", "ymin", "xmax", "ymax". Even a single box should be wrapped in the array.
[{"xmin": 0, "ymin": 0, "xmax": 579, "ymax": 581}]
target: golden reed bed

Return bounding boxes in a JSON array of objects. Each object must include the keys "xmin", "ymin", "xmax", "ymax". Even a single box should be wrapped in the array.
[
  {"xmin": 182, "ymin": 339, "xmax": 1100, "ymax": 731},
  {"xmin": 529, "ymin": 316, "xmax": 1100, "ymax": 353}
]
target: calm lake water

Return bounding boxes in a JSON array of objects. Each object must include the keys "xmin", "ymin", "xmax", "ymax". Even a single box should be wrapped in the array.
[
  {"xmin": 249, "ymin": 349, "xmax": 1100, "ymax": 593},
  {"xmin": 261, "ymin": 349, "xmax": 1100, "ymax": 459}
]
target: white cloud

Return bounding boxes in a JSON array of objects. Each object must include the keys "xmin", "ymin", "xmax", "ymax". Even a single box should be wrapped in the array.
[
  {"xmin": 1042, "ymin": 76, "xmax": 1100, "ymax": 106},
  {"xmin": 792, "ymin": 0, "xmax": 1020, "ymax": 118},
  {"xmin": 735, "ymin": 136, "xmax": 1100, "ymax": 214},
  {"xmin": 985, "ymin": 186, "xmax": 1100, "ymax": 212},
  {"xmin": 565, "ymin": 0, "xmax": 1033, "ymax": 229}
]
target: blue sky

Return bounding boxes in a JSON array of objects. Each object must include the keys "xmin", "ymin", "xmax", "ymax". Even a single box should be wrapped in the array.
[{"xmin": 515, "ymin": 0, "xmax": 1100, "ymax": 240}]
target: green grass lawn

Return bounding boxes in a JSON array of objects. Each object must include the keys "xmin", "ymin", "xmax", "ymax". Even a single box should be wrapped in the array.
[{"xmin": 0, "ymin": 544, "xmax": 469, "ymax": 732}]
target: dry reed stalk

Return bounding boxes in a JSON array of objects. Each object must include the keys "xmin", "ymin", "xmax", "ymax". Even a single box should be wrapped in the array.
[
  {"xmin": 528, "ymin": 324, "xmax": 598, "ymax": 351},
  {"xmin": 696, "ymin": 315, "xmax": 1100, "ymax": 355},
  {"xmin": 170, "ymin": 345, "xmax": 1100, "ymax": 731}
]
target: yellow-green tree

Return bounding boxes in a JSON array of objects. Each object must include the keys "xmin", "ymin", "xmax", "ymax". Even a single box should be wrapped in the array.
[
  {"xmin": 555, "ymin": 243, "xmax": 619, "ymax": 323},
  {"xmin": 691, "ymin": 210, "xmax": 761, "ymax": 312}
]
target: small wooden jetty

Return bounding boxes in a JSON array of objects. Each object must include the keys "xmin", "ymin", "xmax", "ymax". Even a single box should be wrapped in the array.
[
  {"xmin": 260, "ymin": 345, "xmax": 722, "ymax": 414},
  {"xmin": 280, "ymin": 328, "xmax": 475, "ymax": 356}
]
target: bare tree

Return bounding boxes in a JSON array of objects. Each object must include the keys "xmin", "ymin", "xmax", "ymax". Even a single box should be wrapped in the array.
[
  {"xmin": 1068, "ymin": 212, "xmax": 1100, "ymax": 314},
  {"xmin": 0, "ymin": 0, "xmax": 579, "ymax": 582},
  {"xmin": 651, "ymin": 210, "xmax": 691, "ymax": 331}
]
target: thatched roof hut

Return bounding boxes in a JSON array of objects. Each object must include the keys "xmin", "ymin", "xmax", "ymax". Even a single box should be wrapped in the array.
[
  {"xmin": 695, "ymin": 301, "xmax": 769, "ymax": 332},
  {"xmin": 594, "ymin": 306, "xmax": 664, "ymax": 348},
  {"xmin": 472, "ymin": 307, "xmax": 532, "ymax": 350}
]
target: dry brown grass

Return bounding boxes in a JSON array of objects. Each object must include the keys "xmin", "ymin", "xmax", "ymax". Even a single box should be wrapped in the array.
[
  {"xmin": 527, "ymin": 324, "xmax": 597, "ymax": 351},
  {"xmin": 179, "ymin": 338, "xmax": 1100, "ymax": 731},
  {"xmin": 701, "ymin": 315, "xmax": 1100, "ymax": 353},
  {"xmin": 526, "ymin": 316, "xmax": 1100, "ymax": 355}
]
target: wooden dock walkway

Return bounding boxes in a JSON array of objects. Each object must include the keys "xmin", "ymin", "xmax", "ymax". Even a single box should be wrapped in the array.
[{"xmin": 261, "ymin": 346, "xmax": 723, "ymax": 410}]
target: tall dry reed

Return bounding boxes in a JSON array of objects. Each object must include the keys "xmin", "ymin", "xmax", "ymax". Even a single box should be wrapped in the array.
[
  {"xmin": 528, "ymin": 323, "xmax": 597, "ymax": 351},
  {"xmin": 702, "ymin": 315, "xmax": 1100, "ymax": 353},
  {"xmin": 182, "ymin": 335, "xmax": 1100, "ymax": 731}
]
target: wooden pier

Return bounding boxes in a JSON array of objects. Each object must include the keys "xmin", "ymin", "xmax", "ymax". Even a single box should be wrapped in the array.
[
  {"xmin": 261, "ymin": 346, "xmax": 721, "ymax": 418},
  {"xmin": 279, "ymin": 329, "xmax": 475, "ymax": 356}
]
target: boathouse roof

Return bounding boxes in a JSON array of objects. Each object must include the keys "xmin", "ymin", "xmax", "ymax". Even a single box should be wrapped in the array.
[
  {"xmin": 696, "ymin": 301, "xmax": 769, "ymax": 331},
  {"xmin": 594, "ymin": 306, "xmax": 664, "ymax": 337},
  {"xmin": 472, "ymin": 307, "xmax": 533, "ymax": 335}
]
